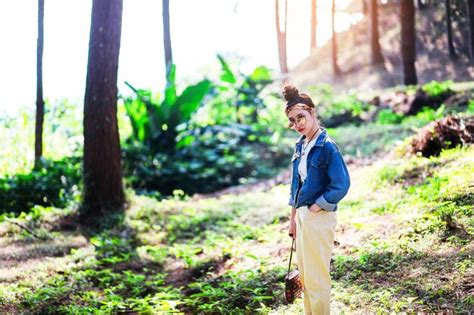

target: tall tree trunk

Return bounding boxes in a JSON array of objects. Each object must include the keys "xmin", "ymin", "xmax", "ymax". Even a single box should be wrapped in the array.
[
  {"xmin": 310, "ymin": 0, "xmax": 318, "ymax": 53},
  {"xmin": 275, "ymin": 0, "xmax": 288, "ymax": 74},
  {"xmin": 82, "ymin": 0, "xmax": 125, "ymax": 221},
  {"xmin": 400, "ymin": 0, "xmax": 418, "ymax": 85},
  {"xmin": 468, "ymin": 0, "xmax": 474, "ymax": 64},
  {"xmin": 331, "ymin": 0, "xmax": 341, "ymax": 76},
  {"xmin": 162, "ymin": 0, "xmax": 173, "ymax": 74},
  {"xmin": 34, "ymin": 0, "xmax": 45, "ymax": 169},
  {"xmin": 446, "ymin": 0, "xmax": 456, "ymax": 58},
  {"xmin": 369, "ymin": 0, "xmax": 384, "ymax": 64}
]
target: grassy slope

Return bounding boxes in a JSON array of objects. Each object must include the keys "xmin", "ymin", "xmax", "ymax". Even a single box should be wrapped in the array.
[{"xmin": 1, "ymin": 143, "xmax": 472, "ymax": 313}]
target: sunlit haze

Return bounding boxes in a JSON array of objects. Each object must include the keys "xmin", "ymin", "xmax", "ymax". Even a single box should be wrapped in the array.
[{"xmin": 0, "ymin": 0, "xmax": 360, "ymax": 115}]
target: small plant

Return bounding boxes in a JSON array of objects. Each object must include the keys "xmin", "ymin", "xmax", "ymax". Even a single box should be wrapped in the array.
[
  {"xmin": 0, "ymin": 157, "xmax": 81, "ymax": 215},
  {"xmin": 422, "ymin": 80, "xmax": 454, "ymax": 98},
  {"xmin": 122, "ymin": 64, "xmax": 212, "ymax": 153},
  {"xmin": 376, "ymin": 109, "xmax": 404, "ymax": 125}
]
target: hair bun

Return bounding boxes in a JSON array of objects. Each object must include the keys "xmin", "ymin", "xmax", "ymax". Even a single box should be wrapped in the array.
[{"xmin": 283, "ymin": 84, "xmax": 299, "ymax": 102}]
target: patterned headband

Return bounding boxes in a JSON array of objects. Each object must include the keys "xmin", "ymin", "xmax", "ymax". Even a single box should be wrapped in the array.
[{"xmin": 285, "ymin": 103, "xmax": 313, "ymax": 115}]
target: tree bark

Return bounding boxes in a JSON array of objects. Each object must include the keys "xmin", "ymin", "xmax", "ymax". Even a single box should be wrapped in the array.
[
  {"xmin": 162, "ymin": 0, "xmax": 173, "ymax": 73},
  {"xmin": 331, "ymin": 0, "xmax": 341, "ymax": 76},
  {"xmin": 34, "ymin": 0, "xmax": 45, "ymax": 168},
  {"xmin": 82, "ymin": 0, "xmax": 125, "ymax": 220},
  {"xmin": 310, "ymin": 0, "xmax": 318, "ymax": 53},
  {"xmin": 446, "ymin": 0, "xmax": 456, "ymax": 58},
  {"xmin": 275, "ymin": 0, "xmax": 288, "ymax": 74},
  {"xmin": 369, "ymin": 0, "xmax": 384, "ymax": 64},
  {"xmin": 468, "ymin": 0, "xmax": 474, "ymax": 64},
  {"xmin": 400, "ymin": 0, "xmax": 418, "ymax": 85}
]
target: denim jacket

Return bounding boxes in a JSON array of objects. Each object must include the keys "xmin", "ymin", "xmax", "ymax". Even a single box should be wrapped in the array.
[{"xmin": 288, "ymin": 128, "xmax": 350, "ymax": 211}]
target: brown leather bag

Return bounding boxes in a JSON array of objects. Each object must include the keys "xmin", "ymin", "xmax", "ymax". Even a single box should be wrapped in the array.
[{"xmin": 284, "ymin": 239, "xmax": 303, "ymax": 303}]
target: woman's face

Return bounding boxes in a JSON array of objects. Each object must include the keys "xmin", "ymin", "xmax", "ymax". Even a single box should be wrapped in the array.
[{"xmin": 287, "ymin": 107, "xmax": 317, "ymax": 137}]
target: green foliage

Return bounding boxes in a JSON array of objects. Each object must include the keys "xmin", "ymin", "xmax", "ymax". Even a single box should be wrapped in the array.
[
  {"xmin": 122, "ymin": 64, "xmax": 212, "ymax": 153},
  {"xmin": 422, "ymin": 80, "xmax": 454, "ymax": 98},
  {"xmin": 468, "ymin": 100, "xmax": 474, "ymax": 114},
  {"xmin": 375, "ymin": 105, "xmax": 445, "ymax": 127},
  {"xmin": 122, "ymin": 124, "xmax": 292, "ymax": 196},
  {"xmin": 327, "ymin": 123, "xmax": 415, "ymax": 158},
  {"xmin": 402, "ymin": 105, "xmax": 446, "ymax": 127},
  {"xmin": 376, "ymin": 108, "xmax": 404, "ymax": 125},
  {"xmin": 0, "ymin": 157, "xmax": 81, "ymax": 215},
  {"xmin": 332, "ymin": 250, "xmax": 404, "ymax": 282},
  {"xmin": 0, "ymin": 100, "xmax": 83, "ymax": 176},
  {"xmin": 197, "ymin": 55, "xmax": 273, "ymax": 126},
  {"xmin": 306, "ymin": 84, "xmax": 372, "ymax": 127},
  {"xmin": 2, "ymin": 145, "xmax": 473, "ymax": 313},
  {"xmin": 184, "ymin": 265, "xmax": 285, "ymax": 313},
  {"xmin": 120, "ymin": 58, "xmax": 287, "ymax": 196}
]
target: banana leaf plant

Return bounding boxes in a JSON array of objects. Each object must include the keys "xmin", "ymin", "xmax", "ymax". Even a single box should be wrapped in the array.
[
  {"xmin": 123, "ymin": 64, "xmax": 212, "ymax": 153},
  {"xmin": 215, "ymin": 54, "xmax": 272, "ymax": 124}
]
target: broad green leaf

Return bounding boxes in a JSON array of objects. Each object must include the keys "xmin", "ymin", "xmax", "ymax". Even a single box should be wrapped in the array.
[
  {"xmin": 164, "ymin": 64, "xmax": 177, "ymax": 107},
  {"xmin": 217, "ymin": 54, "xmax": 236, "ymax": 84},
  {"xmin": 176, "ymin": 135, "xmax": 196, "ymax": 149},
  {"xmin": 249, "ymin": 66, "xmax": 271, "ymax": 82},
  {"xmin": 175, "ymin": 79, "xmax": 212, "ymax": 122}
]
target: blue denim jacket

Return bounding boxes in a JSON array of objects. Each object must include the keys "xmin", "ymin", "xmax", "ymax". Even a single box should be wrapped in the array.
[{"xmin": 288, "ymin": 128, "xmax": 350, "ymax": 211}]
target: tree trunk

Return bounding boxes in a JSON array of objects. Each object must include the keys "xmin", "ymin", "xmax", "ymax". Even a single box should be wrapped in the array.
[
  {"xmin": 400, "ymin": 0, "xmax": 418, "ymax": 85},
  {"xmin": 369, "ymin": 0, "xmax": 384, "ymax": 64},
  {"xmin": 331, "ymin": 0, "xmax": 341, "ymax": 76},
  {"xmin": 34, "ymin": 0, "xmax": 45, "ymax": 169},
  {"xmin": 162, "ymin": 0, "xmax": 173, "ymax": 73},
  {"xmin": 446, "ymin": 0, "xmax": 456, "ymax": 58},
  {"xmin": 275, "ymin": 0, "xmax": 288, "ymax": 74},
  {"xmin": 310, "ymin": 0, "xmax": 317, "ymax": 53},
  {"xmin": 468, "ymin": 0, "xmax": 474, "ymax": 64},
  {"xmin": 82, "ymin": 0, "xmax": 125, "ymax": 221}
]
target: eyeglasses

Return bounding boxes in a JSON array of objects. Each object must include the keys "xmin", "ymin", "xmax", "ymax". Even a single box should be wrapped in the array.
[{"xmin": 288, "ymin": 114, "xmax": 307, "ymax": 128}]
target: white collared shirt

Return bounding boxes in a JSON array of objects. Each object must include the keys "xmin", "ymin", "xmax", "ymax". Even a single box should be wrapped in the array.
[{"xmin": 298, "ymin": 129, "xmax": 322, "ymax": 182}]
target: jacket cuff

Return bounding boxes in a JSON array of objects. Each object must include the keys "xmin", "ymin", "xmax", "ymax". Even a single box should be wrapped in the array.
[{"xmin": 315, "ymin": 195, "xmax": 337, "ymax": 211}]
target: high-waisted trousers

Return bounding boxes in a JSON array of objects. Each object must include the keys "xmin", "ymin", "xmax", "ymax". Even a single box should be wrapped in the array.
[{"xmin": 295, "ymin": 206, "xmax": 337, "ymax": 315}]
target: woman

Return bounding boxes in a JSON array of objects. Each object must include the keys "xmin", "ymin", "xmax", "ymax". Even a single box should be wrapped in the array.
[{"xmin": 284, "ymin": 84, "xmax": 350, "ymax": 315}]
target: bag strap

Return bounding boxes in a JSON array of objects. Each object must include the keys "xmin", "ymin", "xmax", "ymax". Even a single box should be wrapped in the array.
[{"xmin": 286, "ymin": 238, "xmax": 296, "ymax": 277}]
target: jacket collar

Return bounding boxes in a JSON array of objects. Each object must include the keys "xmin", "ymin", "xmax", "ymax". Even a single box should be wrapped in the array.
[{"xmin": 296, "ymin": 127, "xmax": 327, "ymax": 147}]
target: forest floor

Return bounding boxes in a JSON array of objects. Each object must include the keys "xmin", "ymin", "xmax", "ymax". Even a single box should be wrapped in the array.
[{"xmin": 1, "ymin": 137, "xmax": 472, "ymax": 313}]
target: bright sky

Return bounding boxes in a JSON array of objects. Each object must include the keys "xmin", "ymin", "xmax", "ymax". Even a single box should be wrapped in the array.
[{"xmin": 0, "ymin": 0, "xmax": 360, "ymax": 115}]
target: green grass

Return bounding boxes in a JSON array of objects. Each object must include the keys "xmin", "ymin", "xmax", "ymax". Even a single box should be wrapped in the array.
[
  {"xmin": 327, "ymin": 123, "xmax": 415, "ymax": 158},
  {"xmin": 1, "ymin": 144, "xmax": 472, "ymax": 313},
  {"xmin": 1, "ymin": 82, "xmax": 473, "ymax": 313},
  {"xmin": 332, "ymin": 146, "xmax": 473, "ymax": 312}
]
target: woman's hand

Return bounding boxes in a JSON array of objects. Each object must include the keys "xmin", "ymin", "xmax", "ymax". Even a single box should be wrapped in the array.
[
  {"xmin": 288, "ymin": 219, "xmax": 296, "ymax": 239},
  {"xmin": 309, "ymin": 204, "xmax": 323, "ymax": 213}
]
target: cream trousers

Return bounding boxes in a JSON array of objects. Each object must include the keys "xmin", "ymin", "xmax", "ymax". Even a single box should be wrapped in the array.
[{"xmin": 295, "ymin": 206, "xmax": 337, "ymax": 315}]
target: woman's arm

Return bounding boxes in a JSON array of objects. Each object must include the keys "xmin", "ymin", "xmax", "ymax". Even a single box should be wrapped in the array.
[
  {"xmin": 314, "ymin": 145, "xmax": 351, "ymax": 211},
  {"xmin": 289, "ymin": 207, "xmax": 296, "ymax": 239}
]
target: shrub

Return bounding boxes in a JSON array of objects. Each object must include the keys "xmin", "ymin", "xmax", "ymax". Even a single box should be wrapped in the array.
[
  {"xmin": 122, "ymin": 64, "xmax": 212, "ymax": 154},
  {"xmin": 122, "ymin": 124, "xmax": 291, "ymax": 196},
  {"xmin": 307, "ymin": 85, "xmax": 371, "ymax": 127},
  {"xmin": 0, "ymin": 157, "xmax": 81, "ymax": 215},
  {"xmin": 422, "ymin": 80, "xmax": 454, "ymax": 99},
  {"xmin": 376, "ymin": 109, "xmax": 404, "ymax": 125}
]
